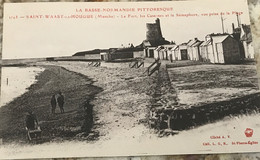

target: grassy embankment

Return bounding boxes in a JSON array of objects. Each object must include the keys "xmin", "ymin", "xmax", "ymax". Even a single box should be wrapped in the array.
[{"xmin": 166, "ymin": 64, "xmax": 260, "ymax": 130}]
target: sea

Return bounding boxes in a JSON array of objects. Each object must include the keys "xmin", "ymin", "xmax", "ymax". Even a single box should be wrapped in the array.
[{"xmin": 0, "ymin": 66, "xmax": 44, "ymax": 107}]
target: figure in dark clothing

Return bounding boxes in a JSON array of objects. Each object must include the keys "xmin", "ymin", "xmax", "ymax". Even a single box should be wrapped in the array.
[
  {"xmin": 25, "ymin": 111, "xmax": 38, "ymax": 130},
  {"xmin": 57, "ymin": 92, "xmax": 65, "ymax": 113},
  {"xmin": 25, "ymin": 111, "xmax": 41, "ymax": 141},
  {"xmin": 51, "ymin": 95, "xmax": 57, "ymax": 114}
]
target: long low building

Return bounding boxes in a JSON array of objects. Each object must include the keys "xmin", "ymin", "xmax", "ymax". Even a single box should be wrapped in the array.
[{"xmin": 101, "ymin": 47, "xmax": 144, "ymax": 62}]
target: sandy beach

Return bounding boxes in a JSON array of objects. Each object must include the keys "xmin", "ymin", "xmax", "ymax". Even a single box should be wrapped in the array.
[
  {"xmin": 1, "ymin": 60, "xmax": 260, "ymax": 144},
  {"xmin": 1, "ymin": 61, "xmax": 260, "ymax": 158},
  {"xmin": 36, "ymin": 61, "xmax": 158, "ymax": 142},
  {"xmin": 0, "ymin": 61, "xmax": 157, "ymax": 144},
  {"xmin": 0, "ymin": 64, "xmax": 104, "ymax": 143}
]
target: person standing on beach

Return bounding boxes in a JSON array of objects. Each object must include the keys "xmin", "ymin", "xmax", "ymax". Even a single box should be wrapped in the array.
[
  {"xmin": 57, "ymin": 91, "xmax": 65, "ymax": 113},
  {"xmin": 25, "ymin": 111, "xmax": 38, "ymax": 130},
  {"xmin": 50, "ymin": 94, "xmax": 57, "ymax": 114}
]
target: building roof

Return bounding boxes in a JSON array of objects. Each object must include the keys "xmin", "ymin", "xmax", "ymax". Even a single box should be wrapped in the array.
[
  {"xmin": 162, "ymin": 44, "xmax": 176, "ymax": 48},
  {"xmin": 73, "ymin": 49, "xmax": 102, "ymax": 56},
  {"xmin": 179, "ymin": 42, "xmax": 187, "ymax": 46},
  {"xmin": 187, "ymin": 39, "xmax": 196, "ymax": 46},
  {"xmin": 100, "ymin": 52, "xmax": 107, "ymax": 55},
  {"xmin": 141, "ymin": 39, "xmax": 171, "ymax": 48},
  {"xmin": 200, "ymin": 40, "xmax": 211, "ymax": 47},
  {"xmin": 160, "ymin": 44, "xmax": 177, "ymax": 51},
  {"xmin": 205, "ymin": 40, "xmax": 212, "ymax": 45},
  {"xmin": 155, "ymin": 46, "xmax": 164, "ymax": 51},
  {"xmin": 143, "ymin": 41, "xmax": 152, "ymax": 47},
  {"xmin": 147, "ymin": 47, "xmax": 156, "ymax": 49},
  {"xmin": 170, "ymin": 46, "xmax": 178, "ymax": 51},
  {"xmin": 211, "ymin": 35, "xmax": 229, "ymax": 43},
  {"xmin": 162, "ymin": 48, "xmax": 168, "ymax": 52},
  {"xmin": 200, "ymin": 41, "xmax": 207, "ymax": 46},
  {"xmin": 110, "ymin": 47, "xmax": 143, "ymax": 54},
  {"xmin": 187, "ymin": 38, "xmax": 201, "ymax": 47},
  {"xmin": 191, "ymin": 41, "xmax": 203, "ymax": 47}
]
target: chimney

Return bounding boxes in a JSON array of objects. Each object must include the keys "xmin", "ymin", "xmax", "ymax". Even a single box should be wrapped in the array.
[{"xmin": 232, "ymin": 23, "xmax": 235, "ymax": 33}]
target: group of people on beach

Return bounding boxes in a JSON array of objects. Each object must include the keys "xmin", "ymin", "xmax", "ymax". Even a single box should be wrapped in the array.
[
  {"xmin": 51, "ymin": 91, "xmax": 65, "ymax": 114},
  {"xmin": 24, "ymin": 91, "xmax": 65, "ymax": 141},
  {"xmin": 25, "ymin": 91, "xmax": 65, "ymax": 130}
]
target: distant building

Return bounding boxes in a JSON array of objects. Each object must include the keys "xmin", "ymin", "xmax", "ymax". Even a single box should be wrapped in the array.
[
  {"xmin": 205, "ymin": 34, "xmax": 240, "ymax": 64},
  {"xmin": 154, "ymin": 46, "xmax": 164, "ymax": 59},
  {"xmin": 145, "ymin": 46, "xmax": 156, "ymax": 58},
  {"xmin": 154, "ymin": 44, "xmax": 176, "ymax": 60},
  {"xmin": 162, "ymin": 44, "xmax": 177, "ymax": 60},
  {"xmin": 173, "ymin": 43, "xmax": 188, "ymax": 60},
  {"xmin": 170, "ymin": 46, "xmax": 178, "ymax": 61},
  {"xmin": 100, "ymin": 48, "xmax": 117, "ymax": 61},
  {"xmin": 73, "ymin": 49, "xmax": 103, "ymax": 60},
  {"xmin": 46, "ymin": 57, "xmax": 55, "ymax": 61},
  {"xmin": 199, "ymin": 40, "xmax": 212, "ymax": 62},
  {"xmin": 133, "ymin": 50, "xmax": 145, "ymax": 58},
  {"xmin": 157, "ymin": 43, "xmax": 189, "ymax": 61},
  {"xmin": 100, "ymin": 47, "xmax": 143, "ymax": 62},
  {"xmin": 240, "ymin": 24, "xmax": 254, "ymax": 59},
  {"xmin": 232, "ymin": 23, "xmax": 254, "ymax": 59},
  {"xmin": 143, "ymin": 19, "xmax": 171, "ymax": 57},
  {"xmin": 143, "ymin": 18, "xmax": 170, "ymax": 47},
  {"xmin": 191, "ymin": 40, "xmax": 203, "ymax": 61},
  {"xmin": 187, "ymin": 38, "xmax": 202, "ymax": 61}
]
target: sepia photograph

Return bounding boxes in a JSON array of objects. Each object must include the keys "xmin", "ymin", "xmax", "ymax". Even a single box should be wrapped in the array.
[{"xmin": 0, "ymin": 0, "xmax": 260, "ymax": 159}]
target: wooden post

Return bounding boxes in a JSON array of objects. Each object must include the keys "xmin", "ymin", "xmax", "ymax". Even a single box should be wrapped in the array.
[{"xmin": 167, "ymin": 115, "xmax": 171, "ymax": 129}]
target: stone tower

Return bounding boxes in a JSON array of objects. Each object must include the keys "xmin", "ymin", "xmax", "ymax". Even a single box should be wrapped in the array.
[
  {"xmin": 146, "ymin": 18, "xmax": 165, "ymax": 42},
  {"xmin": 143, "ymin": 18, "xmax": 169, "ymax": 47}
]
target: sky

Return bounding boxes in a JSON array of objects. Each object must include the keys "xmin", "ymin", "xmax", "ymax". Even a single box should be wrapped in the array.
[{"xmin": 2, "ymin": 0, "xmax": 251, "ymax": 59}]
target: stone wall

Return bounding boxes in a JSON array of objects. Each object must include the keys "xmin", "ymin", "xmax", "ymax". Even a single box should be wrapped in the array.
[{"xmin": 149, "ymin": 64, "xmax": 260, "ymax": 131}]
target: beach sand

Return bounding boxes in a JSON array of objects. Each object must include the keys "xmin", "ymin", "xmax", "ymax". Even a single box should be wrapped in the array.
[
  {"xmin": 0, "ymin": 61, "xmax": 157, "ymax": 143},
  {"xmin": 0, "ymin": 65, "xmax": 103, "ymax": 143},
  {"xmin": 36, "ymin": 61, "xmax": 158, "ymax": 142},
  {"xmin": 1, "ymin": 61, "xmax": 260, "ymax": 158}
]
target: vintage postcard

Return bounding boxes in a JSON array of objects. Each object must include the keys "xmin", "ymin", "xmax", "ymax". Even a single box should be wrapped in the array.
[{"xmin": 0, "ymin": 0, "xmax": 260, "ymax": 159}]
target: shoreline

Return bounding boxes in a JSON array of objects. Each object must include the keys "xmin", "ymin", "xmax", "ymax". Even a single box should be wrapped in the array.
[
  {"xmin": 1, "ymin": 66, "xmax": 45, "ymax": 107},
  {"xmin": 0, "ymin": 65, "xmax": 103, "ymax": 143}
]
